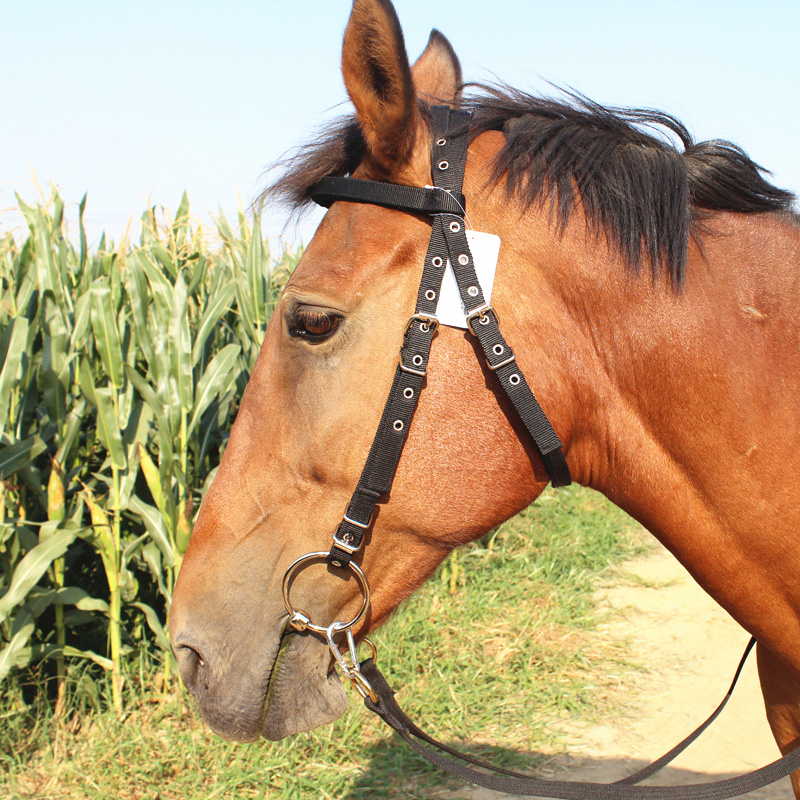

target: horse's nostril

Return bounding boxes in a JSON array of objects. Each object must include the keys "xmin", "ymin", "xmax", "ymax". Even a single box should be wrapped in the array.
[{"xmin": 173, "ymin": 640, "xmax": 209, "ymax": 694}]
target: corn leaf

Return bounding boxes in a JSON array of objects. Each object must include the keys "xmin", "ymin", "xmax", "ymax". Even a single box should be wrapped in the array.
[
  {"xmin": 93, "ymin": 385, "xmax": 127, "ymax": 470},
  {"xmin": 191, "ymin": 282, "xmax": 236, "ymax": 366},
  {"xmin": 0, "ymin": 434, "xmax": 47, "ymax": 480},
  {"xmin": 169, "ymin": 273, "xmax": 193, "ymax": 413},
  {"xmin": 187, "ymin": 343, "xmax": 241, "ymax": 438},
  {"xmin": 63, "ymin": 645, "xmax": 113, "ymax": 670},
  {"xmin": 0, "ymin": 528, "xmax": 76, "ymax": 624},
  {"xmin": 0, "ymin": 317, "xmax": 30, "ymax": 439},
  {"xmin": 127, "ymin": 495, "xmax": 174, "ymax": 566},
  {"xmin": 0, "ymin": 611, "xmax": 36, "ymax": 682},
  {"xmin": 135, "ymin": 251, "xmax": 173, "ymax": 329},
  {"xmin": 124, "ymin": 366, "xmax": 174, "ymax": 464},
  {"xmin": 26, "ymin": 585, "xmax": 109, "ymax": 618},
  {"xmin": 34, "ymin": 210, "xmax": 68, "ymax": 312},
  {"xmin": 141, "ymin": 541, "xmax": 170, "ymax": 602},
  {"xmin": 89, "ymin": 279, "xmax": 124, "ymax": 389},
  {"xmin": 132, "ymin": 601, "xmax": 171, "ymax": 652}
]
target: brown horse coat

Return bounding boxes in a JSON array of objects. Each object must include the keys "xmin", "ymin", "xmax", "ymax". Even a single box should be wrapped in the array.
[{"xmin": 170, "ymin": 0, "xmax": 800, "ymax": 790}]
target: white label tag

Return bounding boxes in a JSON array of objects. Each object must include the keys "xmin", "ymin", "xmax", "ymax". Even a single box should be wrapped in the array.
[{"xmin": 435, "ymin": 230, "xmax": 502, "ymax": 329}]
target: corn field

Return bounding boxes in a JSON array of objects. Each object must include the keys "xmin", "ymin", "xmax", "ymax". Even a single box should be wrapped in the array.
[{"xmin": 0, "ymin": 190, "xmax": 298, "ymax": 715}]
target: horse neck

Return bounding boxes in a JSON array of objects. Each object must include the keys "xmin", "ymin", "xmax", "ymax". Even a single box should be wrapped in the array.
[{"xmin": 500, "ymin": 208, "xmax": 800, "ymax": 574}]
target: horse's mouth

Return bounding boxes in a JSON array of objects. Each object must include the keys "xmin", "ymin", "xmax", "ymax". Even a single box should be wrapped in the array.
[{"xmin": 258, "ymin": 625, "xmax": 348, "ymax": 741}]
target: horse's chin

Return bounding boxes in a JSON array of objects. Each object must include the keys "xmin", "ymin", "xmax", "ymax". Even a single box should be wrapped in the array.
[
  {"xmin": 198, "ymin": 631, "xmax": 348, "ymax": 743},
  {"xmin": 260, "ymin": 632, "xmax": 348, "ymax": 740}
]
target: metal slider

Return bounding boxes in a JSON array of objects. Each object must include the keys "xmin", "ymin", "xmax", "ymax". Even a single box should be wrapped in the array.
[
  {"xmin": 487, "ymin": 353, "xmax": 517, "ymax": 371},
  {"xmin": 332, "ymin": 528, "xmax": 362, "ymax": 555},
  {"xmin": 343, "ymin": 508, "xmax": 372, "ymax": 530},
  {"xmin": 399, "ymin": 348, "xmax": 428, "ymax": 376},
  {"xmin": 465, "ymin": 303, "xmax": 499, "ymax": 334}
]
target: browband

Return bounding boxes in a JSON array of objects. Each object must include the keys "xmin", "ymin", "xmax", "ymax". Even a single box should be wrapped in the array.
[{"xmin": 311, "ymin": 176, "xmax": 466, "ymax": 216}]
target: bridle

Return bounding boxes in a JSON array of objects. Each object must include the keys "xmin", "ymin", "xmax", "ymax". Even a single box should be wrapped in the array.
[
  {"xmin": 282, "ymin": 101, "xmax": 569, "ymax": 702},
  {"xmin": 279, "ymin": 107, "xmax": 800, "ymax": 797}
]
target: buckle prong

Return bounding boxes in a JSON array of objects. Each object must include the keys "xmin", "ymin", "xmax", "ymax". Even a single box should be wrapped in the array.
[{"xmin": 466, "ymin": 303, "xmax": 498, "ymax": 334}]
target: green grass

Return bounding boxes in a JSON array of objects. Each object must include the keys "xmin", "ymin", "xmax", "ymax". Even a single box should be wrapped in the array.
[{"xmin": 1, "ymin": 485, "xmax": 647, "ymax": 800}]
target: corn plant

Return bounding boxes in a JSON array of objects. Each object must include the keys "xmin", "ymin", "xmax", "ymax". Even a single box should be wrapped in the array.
[
  {"xmin": 0, "ymin": 194, "xmax": 111, "ymax": 705},
  {"xmin": 0, "ymin": 188, "xmax": 298, "ymax": 714}
]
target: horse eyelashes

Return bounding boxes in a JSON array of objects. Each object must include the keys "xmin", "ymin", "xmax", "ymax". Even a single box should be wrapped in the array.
[{"xmin": 289, "ymin": 308, "xmax": 343, "ymax": 341}]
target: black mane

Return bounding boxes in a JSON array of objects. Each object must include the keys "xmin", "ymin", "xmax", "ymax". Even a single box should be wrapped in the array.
[{"xmin": 266, "ymin": 85, "xmax": 795, "ymax": 285}]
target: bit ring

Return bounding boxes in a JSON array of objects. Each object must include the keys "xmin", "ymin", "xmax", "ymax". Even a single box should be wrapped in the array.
[{"xmin": 282, "ymin": 551, "xmax": 370, "ymax": 634}]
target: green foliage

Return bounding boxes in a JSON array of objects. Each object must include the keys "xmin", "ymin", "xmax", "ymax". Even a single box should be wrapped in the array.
[{"xmin": 0, "ymin": 189, "xmax": 299, "ymax": 710}]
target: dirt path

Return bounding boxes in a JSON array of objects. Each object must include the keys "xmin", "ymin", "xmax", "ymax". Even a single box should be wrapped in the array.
[{"xmin": 461, "ymin": 543, "xmax": 794, "ymax": 800}]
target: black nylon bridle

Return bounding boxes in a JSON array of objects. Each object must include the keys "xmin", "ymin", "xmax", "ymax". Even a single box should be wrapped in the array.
[
  {"xmin": 280, "ymin": 106, "xmax": 800, "ymax": 797},
  {"xmin": 314, "ymin": 105, "xmax": 570, "ymax": 572}
]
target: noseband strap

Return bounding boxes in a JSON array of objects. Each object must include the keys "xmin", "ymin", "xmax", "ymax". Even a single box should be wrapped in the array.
[{"xmin": 310, "ymin": 105, "xmax": 571, "ymax": 570}]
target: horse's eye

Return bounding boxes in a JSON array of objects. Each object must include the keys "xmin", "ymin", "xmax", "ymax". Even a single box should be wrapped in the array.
[{"xmin": 289, "ymin": 307, "xmax": 342, "ymax": 341}]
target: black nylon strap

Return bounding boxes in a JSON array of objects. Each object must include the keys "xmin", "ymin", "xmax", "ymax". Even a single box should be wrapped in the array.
[
  {"xmin": 311, "ymin": 176, "xmax": 466, "ymax": 216},
  {"xmin": 360, "ymin": 638, "xmax": 800, "ymax": 799},
  {"xmin": 314, "ymin": 105, "xmax": 570, "ymax": 568},
  {"xmin": 322, "ymin": 107, "xmax": 485, "ymax": 568},
  {"xmin": 438, "ymin": 217, "xmax": 571, "ymax": 486}
]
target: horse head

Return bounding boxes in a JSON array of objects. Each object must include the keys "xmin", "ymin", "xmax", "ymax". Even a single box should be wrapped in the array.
[{"xmin": 169, "ymin": 0, "xmax": 566, "ymax": 741}]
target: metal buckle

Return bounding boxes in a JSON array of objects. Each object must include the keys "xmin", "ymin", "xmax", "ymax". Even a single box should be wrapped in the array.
[
  {"xmin": 405, "ymin": 313, "xmax": 439, "ymax": 335},
  {"xmin": 332, "ymin": 527, "xmax": 361, "ymax": 554},
  {"xmin": 466, "ymin": 303, "xmax": 498, "ymax": 334}
]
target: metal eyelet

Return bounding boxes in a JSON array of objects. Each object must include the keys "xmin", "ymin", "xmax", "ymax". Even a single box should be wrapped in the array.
[
  {"xmin": 437, "ymin": 138, "xmax": 447, "ymax": 146},
  {"xmin": 393, "ymin": 420, "xmax": 404, "ymax": 431},
  {"xmin": 509, "ymin": 374, "xmax": 521, "ymax": 386},
  {"xmin": 438, "ymin": 160, "xmax": 449, "ymax": 171},
  {"xmin": 432, "ymin": 256, "xmax": 443, "ymax": 268},
  {"xmin": 467, "ymin": 286, "xmax": 479, "ymax": 297},
  {"xmin": 449, "ymin": 221, "xmax": 461, "ymax": 233},
  {"xmin": 425, "ymin": 289, "xmax": 436, "ymax": 301},
  {"xmin": 412, "ymin": 355, "xmax": 423, "ymax": 366},
  {"xmin": 493, "ymin": 344, "xmax": 504, "ymax": 356},
  {"xmin": 403, "ymin": 387, "xmax": 414, "ymax": 399}
]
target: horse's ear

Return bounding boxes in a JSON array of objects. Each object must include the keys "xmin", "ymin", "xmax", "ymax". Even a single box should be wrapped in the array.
[
  {"xmin": 342, "ymin": 0, "xmax": 418, "ymax": 172},
  {"xmin": 411, "ymin": 30, "xmax": 462, "ymax": 105}
]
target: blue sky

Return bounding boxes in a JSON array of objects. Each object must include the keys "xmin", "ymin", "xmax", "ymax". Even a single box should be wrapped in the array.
[{"xmin": 2, "ymin": 1, "xmax": 798, "ymax": 247}]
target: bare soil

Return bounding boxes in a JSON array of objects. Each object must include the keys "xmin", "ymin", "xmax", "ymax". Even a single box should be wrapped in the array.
[{"xmin": 459, "ymin": 543, "xmax": 794, "ymax": 800}]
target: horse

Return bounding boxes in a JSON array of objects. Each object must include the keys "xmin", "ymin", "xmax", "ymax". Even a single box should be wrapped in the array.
[{"xmin": 169, "ymin": 0, "xmax": 800, "ymax": 791}]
